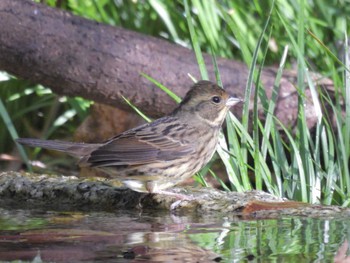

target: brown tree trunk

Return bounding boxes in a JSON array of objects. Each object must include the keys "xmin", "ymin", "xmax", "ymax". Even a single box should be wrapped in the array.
[{"xmin": 0, "ymin": 0, "xmax": 333, "ymax": 127}]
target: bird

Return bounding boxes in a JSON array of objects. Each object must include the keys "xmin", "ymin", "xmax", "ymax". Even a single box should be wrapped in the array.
[{"xmin": 17, "ymin": 80, "xmax": 241, "ymax": 195}]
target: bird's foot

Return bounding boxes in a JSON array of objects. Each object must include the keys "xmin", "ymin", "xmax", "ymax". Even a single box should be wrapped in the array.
[
  {"xmin": 170, "ymin": 200, "xmax": 185, "ymax": 210},
  {"xmin": 155, "ymin": 189, "xmax": 194, "ymax": 201},
  {"xmin": 153, "ymin": 189, "xmax": 194, "ymax": 210}
]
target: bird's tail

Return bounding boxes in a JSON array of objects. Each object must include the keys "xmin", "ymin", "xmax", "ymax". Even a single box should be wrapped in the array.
[{"xmin": 16, "ymin": 138, "xmax": 101, "ymax": 157}]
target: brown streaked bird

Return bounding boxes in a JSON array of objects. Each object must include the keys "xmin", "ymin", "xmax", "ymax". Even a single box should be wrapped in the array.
[{"xmin": 17, "ymin": 80, "xmax": 241, "ymax": 194}]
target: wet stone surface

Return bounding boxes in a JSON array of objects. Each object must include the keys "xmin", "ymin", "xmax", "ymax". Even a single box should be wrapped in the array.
[{"xmin": 1, "ymin": 171, "xmax": 350, "ymax": 218}]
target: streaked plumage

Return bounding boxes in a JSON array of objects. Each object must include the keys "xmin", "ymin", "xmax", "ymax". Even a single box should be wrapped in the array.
[{"xmin": 17, "ymin": 80, "xmax": 241, "ymax": 194}]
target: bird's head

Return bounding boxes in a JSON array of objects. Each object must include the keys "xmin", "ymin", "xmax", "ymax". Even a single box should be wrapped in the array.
[{"xmin": 174, "ymin": 80, "xmax": 241, "ymax": 127}]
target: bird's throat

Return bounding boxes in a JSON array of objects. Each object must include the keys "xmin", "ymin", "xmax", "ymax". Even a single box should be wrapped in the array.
[{"xmin": 195, "ymin": 109, "xmax": 228, "ymax": 129}]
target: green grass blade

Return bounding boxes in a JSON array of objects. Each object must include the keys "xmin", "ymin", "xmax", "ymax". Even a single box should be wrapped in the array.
[
  {"xmin": 184, "ymin": 0, "xmax": 208, "ymax": 80},
  {"xmin": 216, "ymin": 4, "xmax": 252, "ymax": 66},
  {"xmin": 208, "ymin": 169, "xmax": 231, "ymax": 192},
  {"xmin": 252, "ymin": 26, "xmax": 274, "ymax": 191},
  {"xmin": 0, "ymin": 98, "xmax": 32, "ymax": 171},
  {"xmin": 341, "ymin": 30, "xmax": 350, "ymax": 197},
  {"xmin": 149, "ymin": 0, "xmax": 179, "ymax": 41},
  {"xmin": 122, "ymin": 96, "xmax": 152, "ymax": 123},
  {"xmin": 210, "ymin": 47, "xmax": 222, "ymax": 87},
  {"xmin": 274, "ymin": 117, "xmax": 308, "ymax": 202},
  {"xmin": 140, "ymin": 72, "xmax": 181, "ymax": 103},
  {"xmin": 277, "ymin": 6, "xmax": 310, "ymax": 203},
  {"xmin": 240, "ymin": 0, "xmax": 275, "ymax": 189},
  {"xmin": 307, "ymin": 29, "xmax": 349, "ymax": 72},
  {"xmin": 344, "ymin": 32, "xmax": 350, "ymax": 162},
  {"xmin": 192, "ymin": 0, "xmax": 218, "ymax": 51},
  {"xmin": 261, "ymin": 45, "xmax": 289, "ymax": 158},
  {"xmin": 217, "ymin": 126, "xmax": 244, "ymax": 192}
]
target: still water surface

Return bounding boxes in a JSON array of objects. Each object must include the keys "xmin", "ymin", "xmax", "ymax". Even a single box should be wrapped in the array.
[{"xmin": 0, "ymin": 207, "xmax": 348, "ymax": 262}]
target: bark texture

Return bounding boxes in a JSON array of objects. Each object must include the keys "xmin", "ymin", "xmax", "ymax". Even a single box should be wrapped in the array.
[{"xmin": 0, "ymin": 0, "xmax": 333, "ymax": 128}]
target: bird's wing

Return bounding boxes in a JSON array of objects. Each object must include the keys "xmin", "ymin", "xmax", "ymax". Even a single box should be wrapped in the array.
[{"xmin": 86, "ymin": 118, "xmax": 195, "ymax": 167}]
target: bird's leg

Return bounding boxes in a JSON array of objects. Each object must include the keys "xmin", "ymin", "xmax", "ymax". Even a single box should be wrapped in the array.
[{"xmin": 152, "ymin": 190, "xmax": 195, "ymax": 211}]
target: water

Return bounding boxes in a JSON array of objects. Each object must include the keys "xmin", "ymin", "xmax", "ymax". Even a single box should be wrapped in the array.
[{"xmin": 0, "ymin": 207, "xmax": 348, "ymax": 262}]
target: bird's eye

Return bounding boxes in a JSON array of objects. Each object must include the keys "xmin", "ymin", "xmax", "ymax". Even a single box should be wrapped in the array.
[{"xmin": 212, "ymin": 96, "xmax": 221, "ymax": 104}]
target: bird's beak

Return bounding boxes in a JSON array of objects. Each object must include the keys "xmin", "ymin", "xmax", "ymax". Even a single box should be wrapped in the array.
[{"xmin": 226, "ymin": 96, "xmax": 242, "ymax": 107}]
